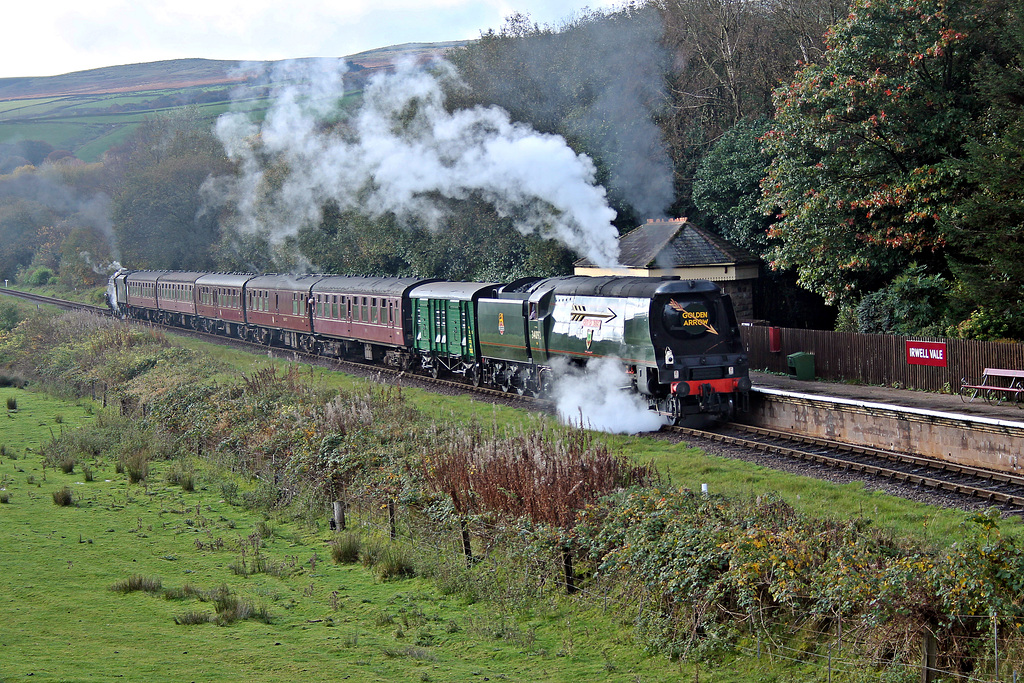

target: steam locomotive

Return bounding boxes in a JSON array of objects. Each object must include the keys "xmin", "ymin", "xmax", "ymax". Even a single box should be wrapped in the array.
[{"xmin": 107, "ymin": 269, "xmax": 750, "ymax": 422}]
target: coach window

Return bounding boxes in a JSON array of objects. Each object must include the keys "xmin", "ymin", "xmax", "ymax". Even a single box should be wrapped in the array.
[{"xmin": 371, "ymin": 298, "xmax": 378, "ymax": 323}]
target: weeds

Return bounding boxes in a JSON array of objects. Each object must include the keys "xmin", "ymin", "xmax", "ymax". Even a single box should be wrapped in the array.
[
  {"xmin": 0, "ymin": 492, "xmax": 9, "ymax": 504},
  {"xmin": 5, "ymin": 396, "xmax": 16, "ymax": 411},
  {"xmin": 125, "ymin": 451, "xmax": 148, "ymax": 483},
  {"xmin": 110, "ymin": 575, "xmax": 163, "ymax": 594},
  {"xmin": 59, "ymin": 457, "xmax": 75, "ymax": 474},
  {"xmin": 361, "ymin": 538, "xmax": 416, "ymax": 580},
  {"xmin": 173, "ymin": 610, "xmax": 211, "ymax": 626},
  {"xmin": 211, "ymin": 585, "xmax": 271, "ymax": 625},
  {"xmin": 52, "ymin": 486, "xmax": 73, "ymax": 506},
  {"xmin": 330, "ymin": 532, "xmax": 361, "ymax": 564}
]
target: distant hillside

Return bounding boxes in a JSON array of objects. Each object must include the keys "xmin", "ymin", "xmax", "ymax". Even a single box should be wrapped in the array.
[
  {"xmin": 0, "ymin": 42, "xmax": 469, "ymax": 101},
  {"xmin": 0, "ymin": 41, "xmax": 468, "ymax": 163}
]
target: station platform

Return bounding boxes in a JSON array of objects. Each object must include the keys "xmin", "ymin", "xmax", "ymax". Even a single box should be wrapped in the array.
[
  {"xmin": 744, "ymin": 372, "xmax": 1024, "ymax": 473},
  {"xmin": 751, "ymin": 371, "xmax": 1024, "ymax": 428}
]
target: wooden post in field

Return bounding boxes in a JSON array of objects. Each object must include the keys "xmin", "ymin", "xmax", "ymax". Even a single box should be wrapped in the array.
[
  {"xmin": 333, "ymin": 500, "xmax": 346, "ymax": 531},
  {"xmin": 388, "ymin": 499, "xmax": 396, "ymax": 540},
  {"xmin": 921, "ymin": 627, "xmax": 938, "ymax": 683},
  {"xmin": 562, "ymin": 546, "xmax": 576, "ymax": 594},
  {"xmin": 460, "ymin": 519, "xmax": 473, "ymax": 566}
]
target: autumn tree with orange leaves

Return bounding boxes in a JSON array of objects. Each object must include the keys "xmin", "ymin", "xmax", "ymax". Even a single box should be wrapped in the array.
[{"xmin": 759, "ymin": 0, "xmax": 997, "ymax": 307}]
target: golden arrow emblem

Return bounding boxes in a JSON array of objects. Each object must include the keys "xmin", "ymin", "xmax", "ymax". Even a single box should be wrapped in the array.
[
  {"xmin": 669, "ymin": 299, "xmax": 718, "ymax": 335},
  {"xmin": 570, "ymin": 305, "xmax": 618, "ymax": 323}
]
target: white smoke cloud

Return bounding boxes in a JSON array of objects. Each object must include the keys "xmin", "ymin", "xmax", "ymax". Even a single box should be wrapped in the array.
[
  {"xmin": 551, "ymin": 356, "xmax": 669, "ymax": 434},
  {"xmin": 208, "ymin": 57, "xmax": 621, "ymax": 266}
]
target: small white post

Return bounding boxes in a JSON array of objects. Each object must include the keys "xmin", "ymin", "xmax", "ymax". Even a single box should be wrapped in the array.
[{"xmin": 701, "ymin": 483, "xmax": 708, "ymax": 496}]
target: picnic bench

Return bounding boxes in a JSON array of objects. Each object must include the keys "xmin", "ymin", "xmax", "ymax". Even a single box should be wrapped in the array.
[{"xmin": 960, "ymin": 368, "xmax": 1024, "ymax": 407}]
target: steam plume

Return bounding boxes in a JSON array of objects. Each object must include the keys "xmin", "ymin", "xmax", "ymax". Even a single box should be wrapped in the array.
[
  {"xmin": 209, "ymin": 58, "xmax": 621, "ymax": 266},
  {"xmin": 551, "ymin": 357, "xmax": 669, "ymax": 434}
]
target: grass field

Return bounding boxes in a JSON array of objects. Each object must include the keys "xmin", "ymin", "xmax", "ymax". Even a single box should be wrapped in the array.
[
  {"xmin": 0, "ymin": 388, "xmax": 740, "ymax": 683},
  {"xmin": 4, "ymin": 322, "xmax": 1019, "ymax": 682}
]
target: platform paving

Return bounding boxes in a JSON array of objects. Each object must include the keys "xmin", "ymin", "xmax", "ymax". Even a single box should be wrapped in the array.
[{"xmin": 751, "ymin": 371, "xmax": 1024, "ymax": 427}]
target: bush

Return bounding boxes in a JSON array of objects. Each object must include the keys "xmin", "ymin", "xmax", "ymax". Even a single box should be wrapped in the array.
[
  {"xmin": 82, "ymin": 466, "xmax": 94, "ymax": 482},
  {"xmin": 125, "ymin": 452, "xmax": 149, "ymax": 483},
  {"xmin": 59, "ymin": 458, "xmax": 75, "ymax": 474},
  {"xmin": 0, "ymin": 302, "xmax": 19, "ymax": 332},
  {"xmin": 26, "ymin": 267, "xmax": 54, "ymax": 286},
  {"xmin": 111, "ymin": 575, "xmax": 163, "ymax": 594},
  {"xmin": 362, "ymin": 538, "xmax": 416, "ymax": 580},
  {"xmin": 0, "ymin": 492, "xmax": 10, "ymax": 504},
  {"xmin": 0, "ymin": 374, "xmax": 27, "ymax": 389},
  {"xmin": 330, "ymin": 533, "xmax": 362, "ymax": 564},
  {"xmin": 5, "ymin": 396, "xmax": 16, "ymax": 411},
  {"xmin": 174, "ymin": 610, "xmax": 211, "ymax": 625},
  {"xmin": 52, "ymin": 486, "xmax": 73, "ymax": 506}
]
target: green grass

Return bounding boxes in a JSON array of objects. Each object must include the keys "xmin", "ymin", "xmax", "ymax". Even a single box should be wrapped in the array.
[{"xmin": 0, "ymin": 389, "xmax": 714, "ymax": 682}]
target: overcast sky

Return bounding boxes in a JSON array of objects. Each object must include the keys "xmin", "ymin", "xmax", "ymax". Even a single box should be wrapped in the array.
[{"xmin": 4, "ymin": 0, "xmax": 620, "ymax": 79}]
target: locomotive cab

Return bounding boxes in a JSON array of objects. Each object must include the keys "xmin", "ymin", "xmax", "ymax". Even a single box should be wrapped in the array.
[{"xmin": 649, "ymin": 285, "xmax": 750, "ymax": 420}]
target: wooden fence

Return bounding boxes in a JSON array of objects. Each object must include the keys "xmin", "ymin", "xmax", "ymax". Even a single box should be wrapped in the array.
[{"xmin": 741, "ymin": 325, "xmax": 1024, "ymax": 393}]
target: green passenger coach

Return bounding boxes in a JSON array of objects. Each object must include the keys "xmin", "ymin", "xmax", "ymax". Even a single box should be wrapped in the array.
[{"xmin": 408, "ymin": 281, "xmax": 499, "ymax": 381}]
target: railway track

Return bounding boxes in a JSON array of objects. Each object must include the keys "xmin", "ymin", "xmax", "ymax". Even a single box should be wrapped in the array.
[
  {"xmin": 0, "ymin": 288, "xmax": 108, "ymax": 314},
  {"xmin": 672, "ymin": 423, "xmax": 1024, "ymax": 511},
  {"xmin": 6, "ymin": 286, "xmax": 1021, "ymax": 512}
]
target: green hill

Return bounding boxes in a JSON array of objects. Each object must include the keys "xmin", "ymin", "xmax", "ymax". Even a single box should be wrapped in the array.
[{"xmin": 0, "ymin": 42, "xmax": 466, "ymax": 163}]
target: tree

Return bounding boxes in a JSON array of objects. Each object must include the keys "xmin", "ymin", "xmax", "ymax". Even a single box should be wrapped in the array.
[
  {"xmin": 658, "ymin": 0, "xmax": 845, "ymax": 215},
  {"xmin": 109, "ymin": 108, "xmax": 232, "ymax": 270},
  {"xmin": 942, "ymin": 0, "xmax": 1024, "ymax": 340},
  {"xmin": 693, "ymin": 117, "xmax": 773, "ymax": 251},
  {"xmin": 760, "ymin": 0, "xmax": 994, "ymax": 305}
]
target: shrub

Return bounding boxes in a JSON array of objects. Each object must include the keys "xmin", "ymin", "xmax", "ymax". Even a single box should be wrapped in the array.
[
  {"xmin": 0, "ymin": 302, "xmax": 19, "ymax": 332},
  {"xmin": 82, "ymin": 466, "xmax": 94, "ymax": 482},
  {"xmin": 0, "ymin": 374, "xmax": 27, "ymax": 389},
  {"xmin": 59, "ymin": 458, "xmax": 75, "ymax": 474},
  {"xmin": 220, "ymin": 481, "xmax": 238, "ymax": 504},
  {"xmin": 111, "ymin": 575, "xmax": 163, "ymax": 594},
  {"xmin": 52, "ymin": 486, "xmax": 73, "ymax": 506},
  {"xmin": 211, "ymin": 586, "xmax": 271, "ymax": 625},
  {"xmin": 125, "ymin": 451, "xmax": 148, "ymax": 483},
  {"xmin": 5, "ymin": 396, "xmax": 16, "ymax": 411},
  {"xmin": 164, "ymin": 584, "xmax": 205, "ymax": 601},
  {"xmin": 330, "ymin": 533, "xmax": 362, "ymax": 564},
  {"xmin": 27, "ymin": 267, "xmax": 54, "ymax": 286},
  {"xmin": 174, "ymin": 610, "xmax": 211, "ymax": 625},
  {"xmin": 0, "ymin": 492, "xmax": 10, "ymax": 504},
  {"xmin": 362, "ymin": 539, "xmax": 416, "ymax": 580}
]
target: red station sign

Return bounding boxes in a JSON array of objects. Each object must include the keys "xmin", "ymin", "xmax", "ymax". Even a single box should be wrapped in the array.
[{"xmin": 905, "ymin": 340, "xmax": 948, "ymax": 367}]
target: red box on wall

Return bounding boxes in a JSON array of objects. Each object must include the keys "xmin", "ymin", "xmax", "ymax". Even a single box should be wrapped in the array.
[{"xmin": 768, "ymin": 326, "xmax": 782, "ymax": 353}]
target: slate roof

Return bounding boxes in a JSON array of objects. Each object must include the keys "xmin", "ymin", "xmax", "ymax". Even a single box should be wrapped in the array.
[{"xmin": 575, "ymin": 218, "xmax": 758, "ymax": 269}]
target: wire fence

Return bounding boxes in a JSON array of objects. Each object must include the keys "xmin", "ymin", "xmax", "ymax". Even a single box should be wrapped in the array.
[{"xmin": 326, "ymin": 494, "xmax": 1024, "ymax": 682}]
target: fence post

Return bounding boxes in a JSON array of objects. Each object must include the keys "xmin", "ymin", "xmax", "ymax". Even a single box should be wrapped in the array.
[
  {"xmin": 459, "ymin": 519, "xmax": 473, "ymax": 566},
  {"xmin": 333, "ymin": 500, "xmax": 346, "ymax": 531},
  {"xmin": 993, "ymin": 611, "xmax": 999, "ymax": 681},
  {"xmin": 387, "ymin": 499, "xmax": 396, "ymax": 540},
  {"xmin": 921, "ymin": 626, "xmax": 938, "ymax": 683},
  {"xmin": 562, "ymin": 546, "xmax": 576, "ymax": 594}
]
